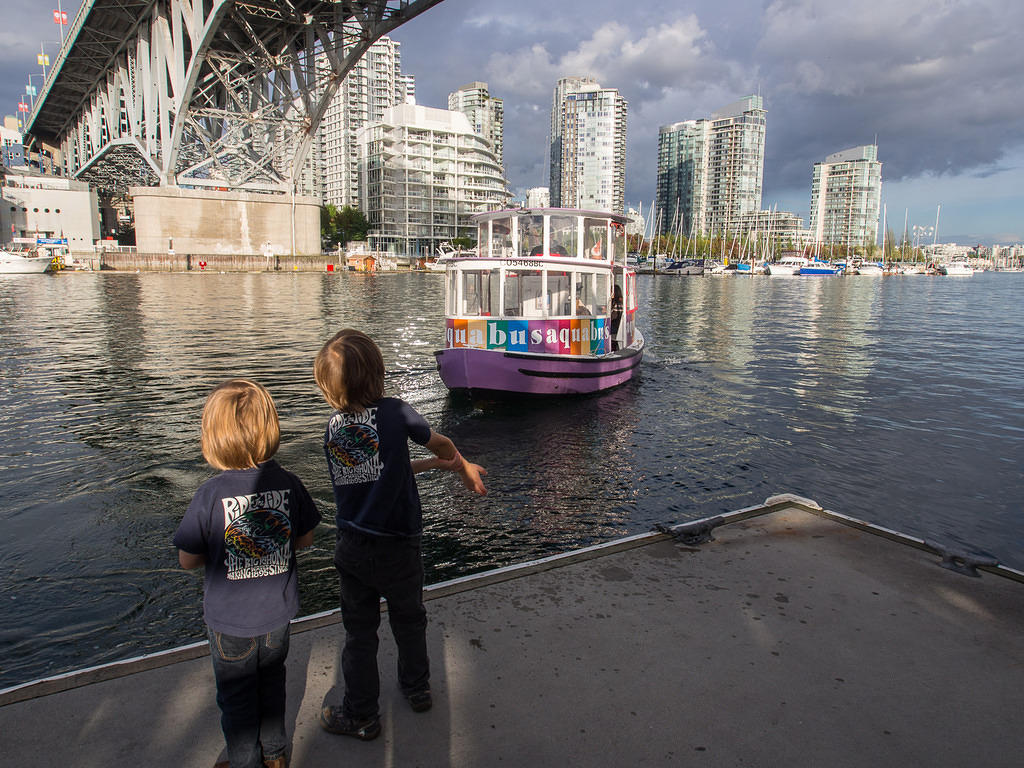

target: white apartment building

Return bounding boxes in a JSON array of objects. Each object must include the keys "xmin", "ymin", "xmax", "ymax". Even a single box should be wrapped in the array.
[
  {"xmin": 448, "ymin": 82, "xmax": 504, "ymax": 173},
  {"xmin": 809, "ymin": 145, "xmax": 882, "ymax": 250},
  {"xmin": 549, "ymin": 78, "xmax": 627, "ymax": 213},
  {"xmin": 656, "ymin": 95, "xmax": 766, "ymax": 237},
  {"xmin": 357, "ymin": 104, "xmax": 510, "ymax": 257},
  {"xmin": 1, "ymin": 167, "xmax": 100, "ymax": 253},
  {"xmin": 625, "ymin": 206, "xmax": 646, "ymax": 238},
  {"xmin": 735, "ymin": 209, "xmax": 813, "ymax": 250},
  {"xmin": 316, "ymin": 37, "xmax": 414, "ymax": 209},
  {"xmin": 525, "ymin": 187, "xmax": 550, "ymax": 208}
]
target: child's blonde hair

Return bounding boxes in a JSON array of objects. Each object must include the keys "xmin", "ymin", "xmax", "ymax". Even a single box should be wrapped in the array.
[
  {"xmin": 314, "ymin": 329, "xmax": 385, "ymax": 412},
  {"xmin": 201, "ymin": 379, "xmax": 280, "ymax": 470}
]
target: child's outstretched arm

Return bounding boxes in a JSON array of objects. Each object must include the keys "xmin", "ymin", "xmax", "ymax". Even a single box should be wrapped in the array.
[{"xmin": 424, "ymin": 430, "xmax": 488, "ymax": 496}]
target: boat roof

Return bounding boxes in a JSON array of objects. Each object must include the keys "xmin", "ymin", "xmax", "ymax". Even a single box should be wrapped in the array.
[{"xmin": 472, "ymin": 207, "xmax": 632, "ymax": 225}]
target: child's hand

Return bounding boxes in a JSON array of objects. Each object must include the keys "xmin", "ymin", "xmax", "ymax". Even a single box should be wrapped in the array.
[
  {"xmin": 436, "ymin": 451, "xmax": 465, "ymax": 472},
  {"xmin": 458, "ymin": 461, "xmax": 488, "ymax": 496}
]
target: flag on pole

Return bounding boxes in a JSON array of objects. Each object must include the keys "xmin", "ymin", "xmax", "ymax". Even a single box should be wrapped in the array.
[
  {"xmin": 18, "ymin": 102, "xmax": 29, "ymax": 112},
  {"xmin": 38, "ymin": 53, "xmax": 50, "ymax": 66},
  {"xmin": 53, "ymin": 11, "xmax": 68, "ymax": 24},
  {"xmin": 26, "ymin": 85, "xmax": 37, "ymax": 97}
]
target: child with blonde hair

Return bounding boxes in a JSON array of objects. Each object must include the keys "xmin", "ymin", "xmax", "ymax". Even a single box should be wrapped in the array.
[
  {"xmin": 174, "ymin": 379, "xmax": 321, "ymax": 768},
  {"xmin": 314, "ymin": 329, "xmax": 486, "ymax": 741}
]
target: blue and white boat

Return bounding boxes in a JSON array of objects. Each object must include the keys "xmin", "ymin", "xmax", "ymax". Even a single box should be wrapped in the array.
[{"xmin": 800, "ymin": 260, "xmax": 843, "ymax": 276}]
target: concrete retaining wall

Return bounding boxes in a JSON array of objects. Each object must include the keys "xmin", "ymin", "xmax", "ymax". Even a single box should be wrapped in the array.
[{"xmin": 99, "ymin": 252, "xmax": 343, "ymax": 272}]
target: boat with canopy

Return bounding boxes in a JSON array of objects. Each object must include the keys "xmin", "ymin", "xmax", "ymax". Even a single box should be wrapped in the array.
[{"xmin": 434, "ymin": 208, "xmax": 644, "ymax": 395}]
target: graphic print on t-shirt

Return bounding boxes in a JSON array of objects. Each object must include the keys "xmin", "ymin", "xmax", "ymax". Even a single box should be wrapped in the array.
[
  {"xmin": 326, "ymin": 408, "xmax": 381, "ymax": 485},
  {"xmin": 221, "ymin": 489, "xmax": 293, "ymax": 580}
]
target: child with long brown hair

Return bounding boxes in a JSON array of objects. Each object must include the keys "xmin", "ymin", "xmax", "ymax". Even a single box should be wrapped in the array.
[{"xmin": 314, "ymin": 329, "xmax": 486, "ymax": 741}]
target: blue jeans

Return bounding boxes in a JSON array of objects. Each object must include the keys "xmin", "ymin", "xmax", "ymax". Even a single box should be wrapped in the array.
[
  {"xmin": 334, "ymin": 529, "xmax": 429, "ymax": 718},
  {"xmin": 207, "ymin": 623, "xmax": 290, "ymax": 768}
]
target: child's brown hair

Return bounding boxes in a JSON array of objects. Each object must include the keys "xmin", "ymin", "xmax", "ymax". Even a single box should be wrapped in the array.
[
  {"xmin": 314, "ymin": 329, "xmax": 385, "ymax": 412},
  {"xmin": 200, "ymin": 379, "xmax": 280, "ymax": 470}
]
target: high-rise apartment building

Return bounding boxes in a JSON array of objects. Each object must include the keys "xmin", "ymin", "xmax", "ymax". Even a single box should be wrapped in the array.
[
  {"xmin": 448, "ymin": 82, "xmax": 504, "ymax": 172},
  {"xmin": 316, "ymin": 36, "xmax": 413, "ymax": 208},
  {"xmin": 358, "ymin": 104, "xmax": 510, "ymax": 257},
  {"xmin": 656, "ymin": 95, "xmax": 766, "ymax": 237},
  {"xmin": 809, "ymin": 145, "xmax": 882, "ymax": 249},
  {"xmin": 525, "ymin": 187, "xmax": 550, "ymax": 208},
  {"xmin": 549, "ymin": 78, "xmax": 627, "ymax": 213}
]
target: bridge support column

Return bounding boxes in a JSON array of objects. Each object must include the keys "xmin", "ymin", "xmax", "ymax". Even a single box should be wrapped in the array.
[{"xmin": 131, "ymin": 187, "xmax": 321, "ymax": 256}]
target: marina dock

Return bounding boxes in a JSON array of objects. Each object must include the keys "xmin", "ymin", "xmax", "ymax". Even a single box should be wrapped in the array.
[{"xmin": 2, "ymin": 495, "xmax": 1022, "ymax": 767}]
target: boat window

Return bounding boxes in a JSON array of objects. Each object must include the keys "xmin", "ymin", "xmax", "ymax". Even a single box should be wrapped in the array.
[
  {"xmin": 518, "ymin": 215, "xmax": 544, "ymax": 259},
  {"xmin": 460, "ymin": 270, "xmax": 498, "ymax": 316},
  {"xmin": 612, "ymin": 221, "xmax": 625, "ymax": 263},
  {"xmin": 547, "ymin": 271, "xmax": 571, "ymax": 316},
  {"xmin": 549, "ymin": 215, "xmax": 577, "ymax": 257},
  {"xmin": 577, "ymin": 271, "xmax": 606, "ymax": 315},
  {"xmin": 594, "ymin": 273, "xmax": 609, "ymax": 315},
  {"xmin": 491, "ymin": 217, "xmax": 513, "ymax": 259},
  {"xmin": 583, "ymin": 218, "xmax": 607, "ymax": 260},
  {"xmin": 503, "ymin": 269, "xmax": 544, "ymax": 317},
  {"xmin": 478, "ymin": 222, "xmax": 490, "ymax": 258},
  {"xmin": 446, "ymin": 270, "xmax": 458, "ymax": 315}
]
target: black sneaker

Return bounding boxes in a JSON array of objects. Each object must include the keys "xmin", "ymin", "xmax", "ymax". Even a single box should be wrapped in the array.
[
  {"xmin": 319, "ymin": 706, "xmax": 381, "ymax": 740},
  {"xmin": 405, "ymin": 689, "xmax": 432, "ymax": 713}
]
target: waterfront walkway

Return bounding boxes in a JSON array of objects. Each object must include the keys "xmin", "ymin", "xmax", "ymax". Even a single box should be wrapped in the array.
[{"xmin": 2, "ymin": 496, "xmax": 1022, "ymax": 767}]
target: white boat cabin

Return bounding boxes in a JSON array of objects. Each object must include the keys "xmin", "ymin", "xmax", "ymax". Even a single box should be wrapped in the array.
[{"xmin": 443, "ymin": 209, "xmax": 638, "ymax": 356}]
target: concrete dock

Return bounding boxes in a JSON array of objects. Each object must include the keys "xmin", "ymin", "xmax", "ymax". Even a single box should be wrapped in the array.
[{"xmin": 2, "ymin": 495, "xmax": 1023, "ymax": 767}]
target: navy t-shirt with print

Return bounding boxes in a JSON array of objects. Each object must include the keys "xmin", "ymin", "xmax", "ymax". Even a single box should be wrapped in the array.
[
  {"xmin": 173, "ymin": 459, "xmax": 321, "ymax": 636},
  {"xmin": 323, "ymin": 397, "xmax": 431, "ymax": 537}
]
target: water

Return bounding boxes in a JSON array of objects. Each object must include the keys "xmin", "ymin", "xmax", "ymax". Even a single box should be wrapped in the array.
[{"xmin": 0, "ymin": 270, "xmax": 1021, "ymax": 689}]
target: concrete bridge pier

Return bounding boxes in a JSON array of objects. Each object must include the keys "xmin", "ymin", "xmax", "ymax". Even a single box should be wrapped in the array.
[{"xmin": 131, "ymin": 187, "xmax": 321, "ymax": 256}]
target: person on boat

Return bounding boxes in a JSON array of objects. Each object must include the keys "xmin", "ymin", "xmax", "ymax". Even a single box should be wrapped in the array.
[
  {"xmin": 530, "ymin": 241, "xmax": 569, "ymax": 258},
  {"xmin": 314, "ymin": 329, "xmax": 487, "ymax": 742},
  {"xmin": 610, "ymin": 283, "xmax": 623, "ymax": 351},
  {"xmin": 575, "ymin": 295, "xmax": 591, "ymax": 316},
  {"xmin": 173, "ymin": 379, "xmax": 322, "ymax": 768}
]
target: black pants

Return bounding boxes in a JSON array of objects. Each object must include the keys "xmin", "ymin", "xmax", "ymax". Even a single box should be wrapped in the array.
[{"xmin": 334, "ymin": 529, "xmax": 429, "ymax": 718}]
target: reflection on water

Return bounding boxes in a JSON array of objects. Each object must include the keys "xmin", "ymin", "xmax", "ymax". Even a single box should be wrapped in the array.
[{"xmin": 0, "ymin": 271, "xmax": 1021, "ymax": 688}]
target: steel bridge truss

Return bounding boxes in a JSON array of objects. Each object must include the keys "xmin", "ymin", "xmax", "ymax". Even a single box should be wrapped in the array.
[{"xmin": 31, "ymin": 0, "xmax": 443, "ymax": 195}]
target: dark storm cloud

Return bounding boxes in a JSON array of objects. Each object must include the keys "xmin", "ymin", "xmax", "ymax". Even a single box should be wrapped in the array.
[
  {"xmin": 756, "ymin": 0, "xmax": 1024, "ymax": 188},
  {"xmin": 399, "ymin": 0, "xmax": 1024, "ymax": 212}
]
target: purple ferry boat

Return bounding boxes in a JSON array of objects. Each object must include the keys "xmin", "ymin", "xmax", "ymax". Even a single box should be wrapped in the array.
[{"xmin": 434, "ymin": 208, "xmax": 644, "ymax": 396}]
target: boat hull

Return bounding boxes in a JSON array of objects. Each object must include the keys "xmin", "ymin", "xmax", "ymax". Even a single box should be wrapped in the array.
[
  {"xmin": 0, "ymin": 254, "xmax": 52, "ymax": 274},
  {"xmin": 435, "ymin": 333, "xmax": 644, "ymax": 396},
  {"xmin": 799, "ymin": 265, "xmax": 843, "ymax": 275}
]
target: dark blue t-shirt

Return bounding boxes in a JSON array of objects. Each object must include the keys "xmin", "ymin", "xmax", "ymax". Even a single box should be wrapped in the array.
[
  {"xmin": 173, "ymin": 459, "xmax": 321, "ymax": 636},
  {"xmin": 323, "ymin": 397, "xmax": 431, "ymax": 537}
]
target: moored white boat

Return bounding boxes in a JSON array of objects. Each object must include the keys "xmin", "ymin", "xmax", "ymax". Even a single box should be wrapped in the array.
[
  {"xmin": 0, "ymin": 248, "xmax": 53, "ymax": 274},
  {"xmin": 941, "ymin": 260, "xmax": 974, "ymax": 276},
  {"xmin": 854, "ymin": 261, "xmax": 883, "ymax": 275},
  {"xmin": 665, "ymin": 257, "xmax": 705, "ymax": 275},
  {"xmin": 766, "ymin": 255, "xmax": 808, "ymax": 276},
  {"xmin": 434, "ymin": 208, "xmax": 643, "ymax": 396}
]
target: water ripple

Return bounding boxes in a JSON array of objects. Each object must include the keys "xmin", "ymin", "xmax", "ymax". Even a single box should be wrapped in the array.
[{"xmin": 0, "ymin": 271, "xmax": 1021, "ymax": 688}]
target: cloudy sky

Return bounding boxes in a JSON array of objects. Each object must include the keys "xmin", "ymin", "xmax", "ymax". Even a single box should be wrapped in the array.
[{"xmin": 4, "ymin": 0, "xmax": 1022, "ymax": 243}]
